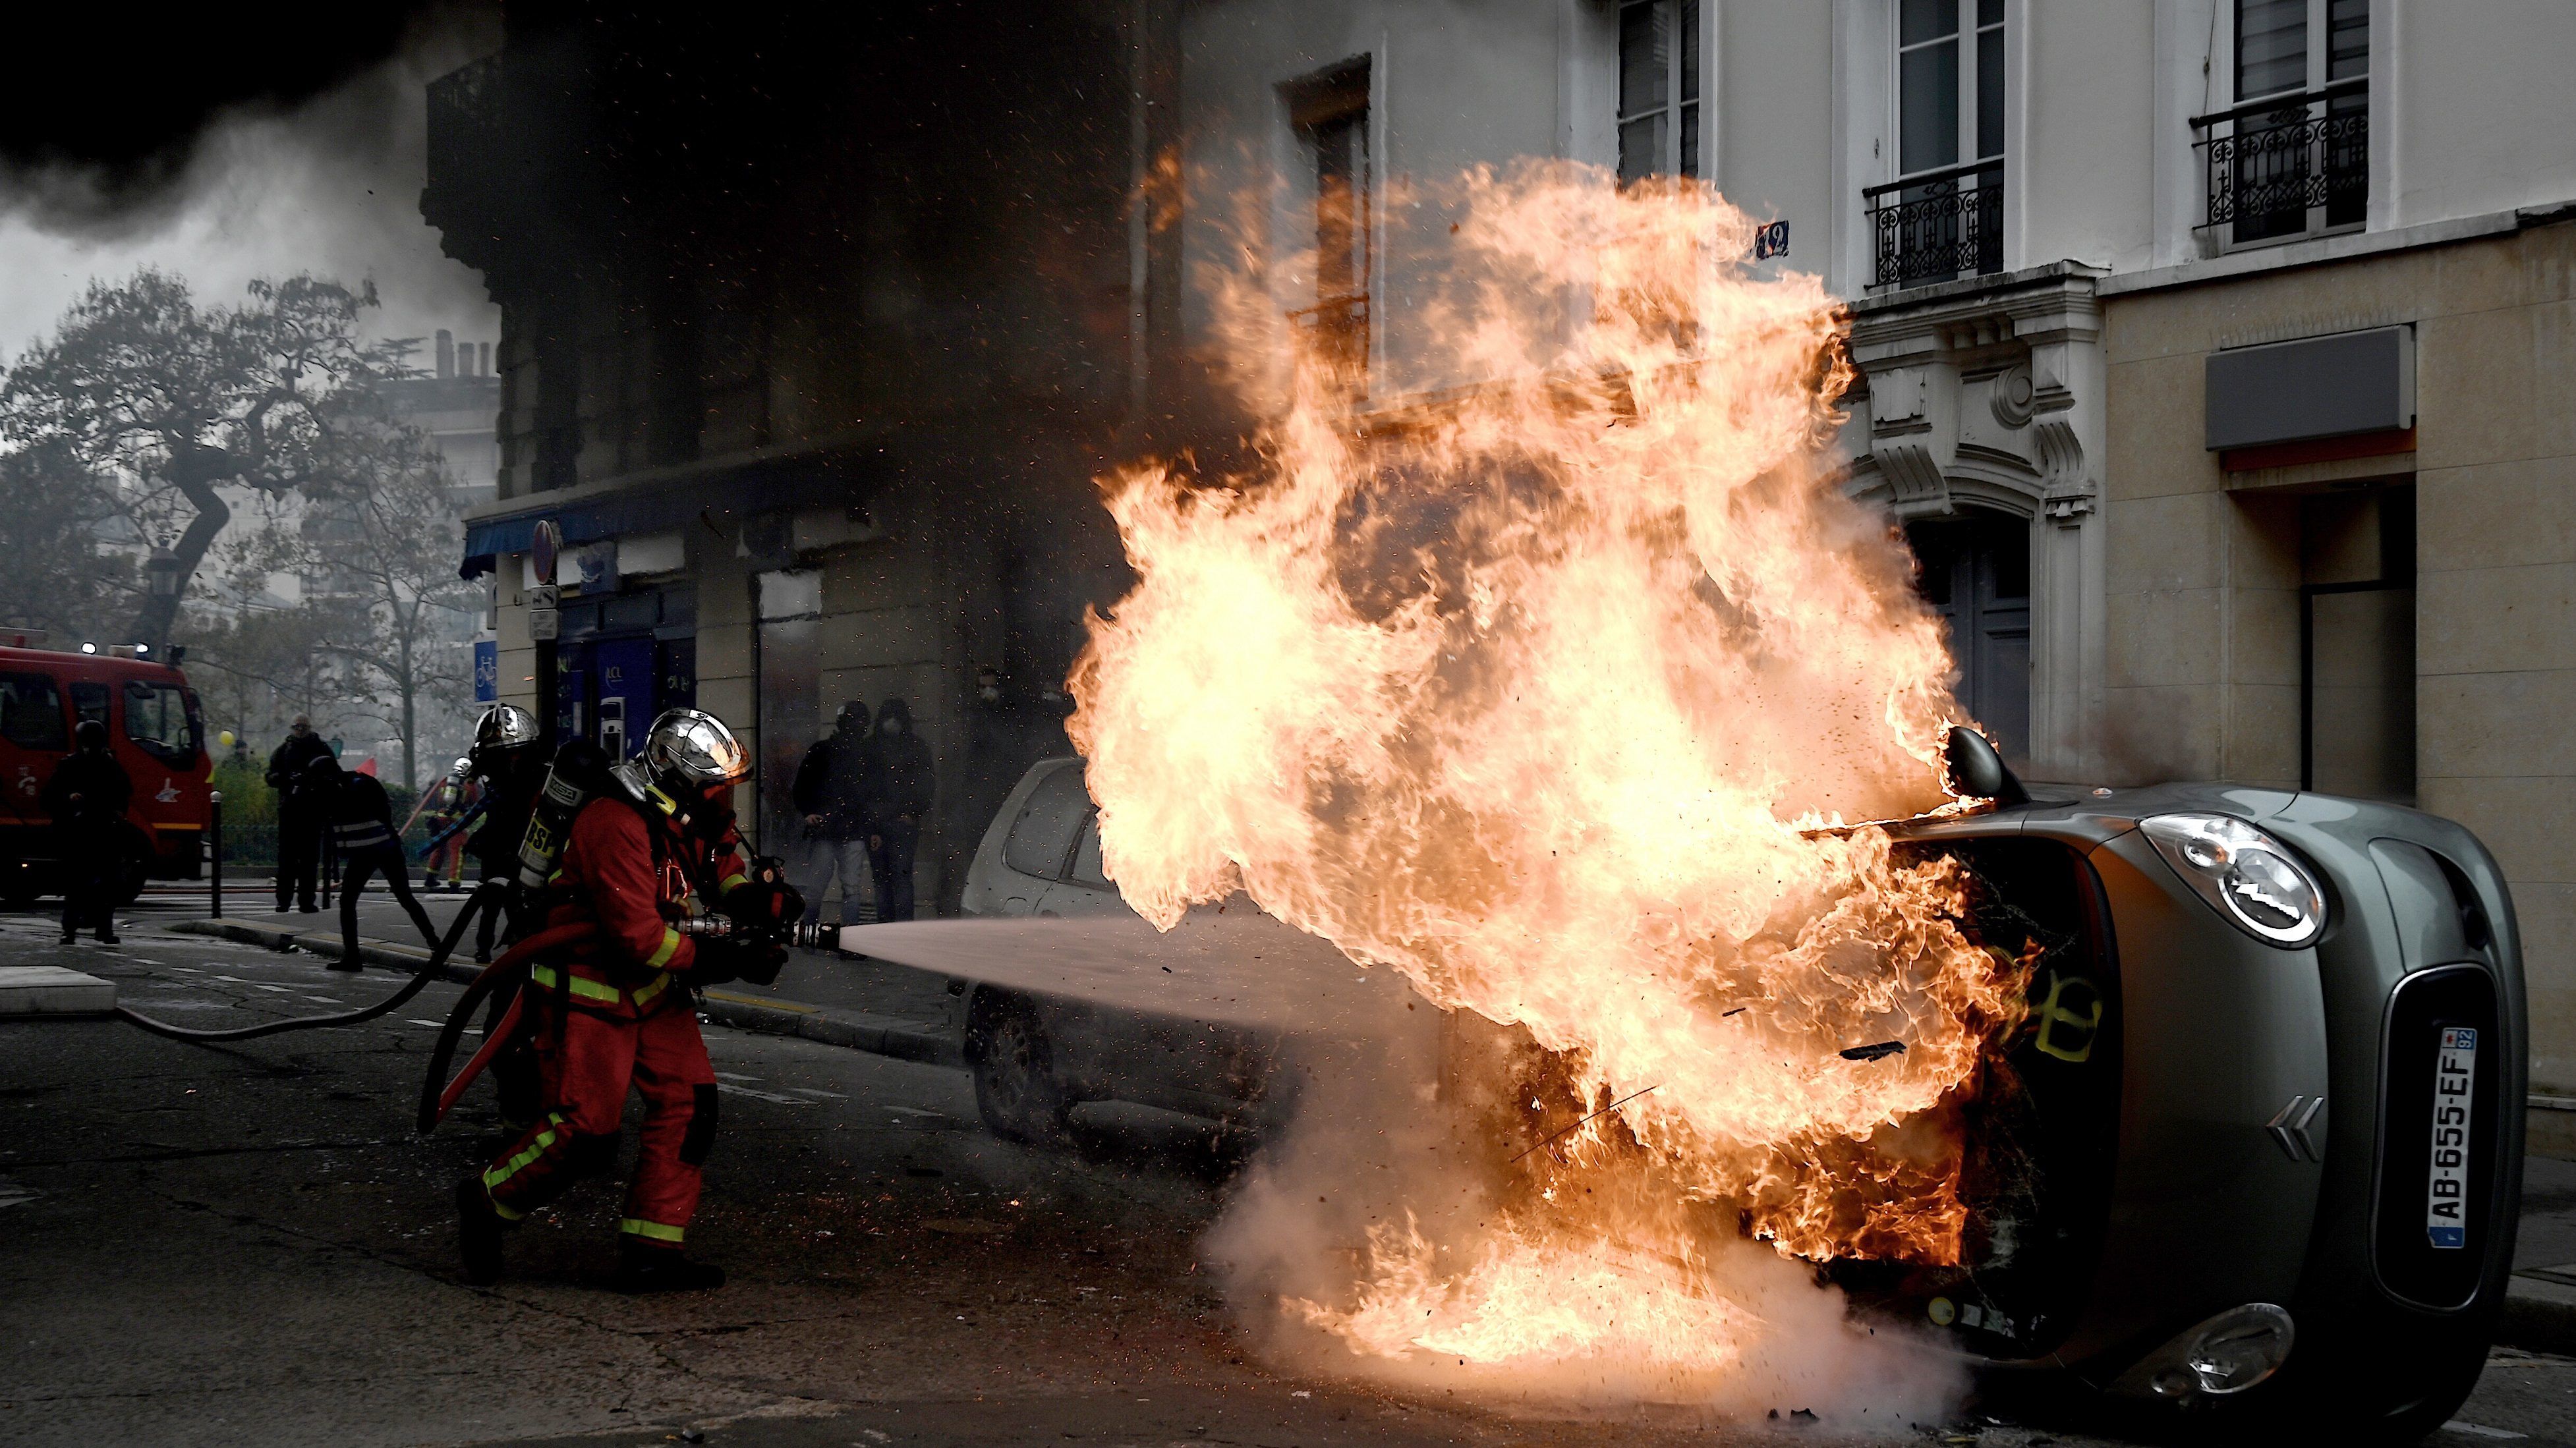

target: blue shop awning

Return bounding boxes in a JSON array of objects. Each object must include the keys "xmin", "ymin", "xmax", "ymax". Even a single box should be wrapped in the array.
[{"xmin": 458, "ymin": 447, "xmax": 886, "ymax": 578}]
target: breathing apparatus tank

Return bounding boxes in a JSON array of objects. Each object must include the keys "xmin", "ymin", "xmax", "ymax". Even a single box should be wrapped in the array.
[{"xmin": 512, "ymin": 738, "xmax": 621, "ymax": 892}]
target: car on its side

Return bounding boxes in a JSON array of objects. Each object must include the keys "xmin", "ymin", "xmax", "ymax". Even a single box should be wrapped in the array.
[{"xmin": 941, "ymin": 744, "xmax": 2521, "ymax": 1439}]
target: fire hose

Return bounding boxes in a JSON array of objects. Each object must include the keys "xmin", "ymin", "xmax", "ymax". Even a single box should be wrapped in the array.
[
  {"xmin": 114, "ymin": 881, "xmax": 509, "ymax": 1045},
  {"xmin": 415, "ymin": 918, "xmax": 597, "ymax": 1134}
]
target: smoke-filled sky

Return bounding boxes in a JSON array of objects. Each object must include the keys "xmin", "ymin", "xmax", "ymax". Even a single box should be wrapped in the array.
[{"xmin": 0, "ymin": 7, "xmax": 500, "ymax": 361}]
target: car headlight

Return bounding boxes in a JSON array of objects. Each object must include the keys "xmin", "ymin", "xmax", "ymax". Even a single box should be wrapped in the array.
[{"xmin": 2140, "ymin": 812, "xmax": 2327, "ymax": 949}]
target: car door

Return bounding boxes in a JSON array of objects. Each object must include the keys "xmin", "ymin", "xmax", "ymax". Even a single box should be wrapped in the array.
[{"xmin": 992, "ymin": 761, "xmax": 1091, "ymax": 916}]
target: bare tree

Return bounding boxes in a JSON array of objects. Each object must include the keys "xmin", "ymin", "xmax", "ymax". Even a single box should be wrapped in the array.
[{"xmin": 0, "ymin": 269, "xmax": 412, "ymax": 649}]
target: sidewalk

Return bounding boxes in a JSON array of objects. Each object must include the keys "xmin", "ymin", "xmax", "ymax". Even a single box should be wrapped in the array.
[{"xmin": 167, "ymin": 891, "xmax": 966, "ymax": 1068}]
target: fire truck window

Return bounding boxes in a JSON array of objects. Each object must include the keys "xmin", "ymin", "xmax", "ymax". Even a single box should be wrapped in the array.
[
  {"xmin": 69, "ymin": 681, "xmax": 108, "ymax": 728},
  {"xmin": 123, "ymin": 681, "xmax": 198, "ymax": 764},
  {"xmin": 1004, "ymin": 764, "xmax": 1092, "ymax": 880},
  {"xmin": 0, "ymin": 673, "xmax": 67, "ymax": 750}
]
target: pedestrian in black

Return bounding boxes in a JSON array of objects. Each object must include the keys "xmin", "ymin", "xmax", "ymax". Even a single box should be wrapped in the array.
[
  {"xmin": 42, "ymin": 719, "xmax": 129, "ymax": 945},
  {"xmin": 859, "ymin": 696, "xmax": 934, "ymax": 922},
  {"xmin": 317, "ymin": 756, "xmax": 439, "ymax": 972},
  {"xmin": 790, "ymin": 700, "xmax": 873, "ymax": 926},
  {"xmin": 266, "ymin": 715, "xmax": 334, "ymax": 912}
]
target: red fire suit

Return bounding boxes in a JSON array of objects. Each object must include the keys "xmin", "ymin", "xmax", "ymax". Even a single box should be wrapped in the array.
[{"xmin": 476, "ymin": 792, "xmax": 752, "ymax": 1250}]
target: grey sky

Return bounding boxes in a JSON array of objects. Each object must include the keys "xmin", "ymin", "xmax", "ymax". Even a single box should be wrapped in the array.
[{"xmin": 0, "ymin": 29, "xmax": 499, "ymax": 364}]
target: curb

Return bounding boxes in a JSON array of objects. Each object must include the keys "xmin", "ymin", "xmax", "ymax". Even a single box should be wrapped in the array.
[
  {"xmin": 2505, "ymin": 1275, "xmax": 2576, "ymax": 1356},
  {"xmin": 165, "ymin": 918, "xmax": 961, "ymax": 1069}
]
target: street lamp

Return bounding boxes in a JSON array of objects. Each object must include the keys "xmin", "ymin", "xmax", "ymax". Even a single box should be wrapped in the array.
[{"xmin": 145, "ymin": 545, "xmax": 180, "ymax": 599}]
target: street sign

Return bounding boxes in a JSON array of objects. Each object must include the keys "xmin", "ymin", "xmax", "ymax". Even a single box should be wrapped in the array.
[
  {"xmin": 472, "ymin": 640, "xmax": 498, "ymax": 702},
  {"xmin": 532, "ymin": 518, "xmax": 562, "ymax": 586},
  {"xmin": 527, "ymin": 584, "xmax": 558, "ymax": 611},
  {"xmin": 529, "ymin": 607, "xmax": 560, "ymax": 642}
]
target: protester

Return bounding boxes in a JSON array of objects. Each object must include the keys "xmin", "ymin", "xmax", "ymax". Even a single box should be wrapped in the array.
[
  {"xmin": 317, "ymin": 755, "xmax": 439, "ymax": 971},
  {"xmin": 790, "ymin": 700, "xmax": 873, "ymax": 926},
  {"xmin": 859, "ymin": 696, "xmax": 933, "ymax": 922},
  {"xmin": 265, "ymin": 715, "xmax": 334, "ymax": 912},
  {"xmin": 42, "ymin": 719, "xmax": 130, "ymax": 945}
]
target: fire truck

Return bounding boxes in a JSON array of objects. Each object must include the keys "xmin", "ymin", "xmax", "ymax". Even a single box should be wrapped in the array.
[{"xmin": 0, "ymin": 642, "xmax": 210, "ymax": 904}]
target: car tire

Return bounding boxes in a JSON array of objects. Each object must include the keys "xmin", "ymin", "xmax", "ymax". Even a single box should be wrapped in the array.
[
  {"xmin": 115, "ymin": 829, "xmax": 153, "ymax": 906},
  {"xmin": 967, "ymin": 993, "xmax": 1073, "ymax": 1147}
]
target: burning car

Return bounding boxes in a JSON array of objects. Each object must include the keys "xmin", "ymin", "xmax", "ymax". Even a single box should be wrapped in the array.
[{"xmin": 908, "ymin": 729, "xmax": 2522, "ymax": 1437}]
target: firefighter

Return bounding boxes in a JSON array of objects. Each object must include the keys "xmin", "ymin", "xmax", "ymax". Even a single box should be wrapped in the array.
[
  {"xmin": 43, "ymin": 719, "xmax": 130, "ymax": 945},
  {"xmin": 463, "ymin": 704, "xmax": 548, "ymax": 964},
  {"xmin": 455, "ymin": 708, "xmax": 796, "ymax": 1293}
]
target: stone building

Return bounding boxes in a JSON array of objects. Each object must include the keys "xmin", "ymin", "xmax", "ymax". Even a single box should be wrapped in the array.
[{"xmin": 430, "ymin": 4, "xmax": 2576, "ymax": 1117}]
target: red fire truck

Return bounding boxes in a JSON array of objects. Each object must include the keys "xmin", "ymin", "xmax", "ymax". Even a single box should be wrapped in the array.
[{"xmin": 0, "ymin": 644, "xmax": 210, "ymax": 903}]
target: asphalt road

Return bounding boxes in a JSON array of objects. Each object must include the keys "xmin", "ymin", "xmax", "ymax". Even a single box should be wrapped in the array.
[{"xmin": 2, "ymin": 905, "xmax": 2571, "ymax": 1447}]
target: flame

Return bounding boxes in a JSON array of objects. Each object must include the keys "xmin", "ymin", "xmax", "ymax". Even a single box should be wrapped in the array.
[{"xmin": 1068, "ymin": 164, "xmax": 2027, "ymax": 1388}]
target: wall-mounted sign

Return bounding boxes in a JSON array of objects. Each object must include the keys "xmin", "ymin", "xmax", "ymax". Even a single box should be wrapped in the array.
[
  {"xmin": 531, "ymin": 518, "xmax": 562, "ymax": 586},
  {"xmin": 472, "ymin": 640, "xmax": 498, "ymax": 702},
  {"xmin": 1754, "ymin": 220, "xmax": 1790, "ymax": 260}
]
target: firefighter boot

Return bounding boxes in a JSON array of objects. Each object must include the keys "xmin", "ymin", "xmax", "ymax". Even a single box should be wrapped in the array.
[
  {"xmin": 612, "ymin": 1238, "xmax": 726, "ymax": 1294},
  {"xmin": 456, "ymin": 1177, "xmax": 507, "ymax": 1286}
]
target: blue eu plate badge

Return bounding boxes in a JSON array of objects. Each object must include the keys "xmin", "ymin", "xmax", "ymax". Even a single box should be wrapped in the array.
[{"xmin": 2427, "ymin": 1026, "xmax": 2477, "ymax": 1249}]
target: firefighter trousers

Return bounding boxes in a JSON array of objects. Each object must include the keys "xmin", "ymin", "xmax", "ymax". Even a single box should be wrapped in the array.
[{"xmin": 478, "ymin": 994, "xmax": 719, "ymax": 1249}]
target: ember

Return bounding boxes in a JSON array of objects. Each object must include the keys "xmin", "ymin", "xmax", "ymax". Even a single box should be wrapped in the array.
[{"xmin": 1068, "ymin": 164, "xmax": 2028, "ymax": 1405}]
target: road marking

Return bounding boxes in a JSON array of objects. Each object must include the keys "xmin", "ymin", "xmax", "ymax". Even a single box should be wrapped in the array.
[
  {"xmin": 250, "ymin": 984, "xmax": 292, "ymax": 993},
  {"xmin": 2444, "ymin": 1426, "xmax": 2527, "ymax": 1440},
  {"xmin": 886, "ymin": 1106, "xmax": 946, "ymax": 1118},
  {"xmin": 789, "ymin": 1087, "xmax": 847, "ymax": 1100},
  {"xmin": 303, "ymin": 996, "xmax": 343, "ymax": 1004},
  {"xmin": 715, "ymin": 1083, "xmax": 810, "ymax": 1105},
  {"xmin": 714, "ymin": 1072, "xmax": 764, "ymax": 1082},
  {"xmin": 406, "ymin": 1019, "xmax": 445, "ymax": 1028}
]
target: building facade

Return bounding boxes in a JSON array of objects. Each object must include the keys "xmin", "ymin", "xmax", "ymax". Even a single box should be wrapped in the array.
[{"xmin": 432, "ymin": 3, "xmax": 2576, "ymax": 1109}]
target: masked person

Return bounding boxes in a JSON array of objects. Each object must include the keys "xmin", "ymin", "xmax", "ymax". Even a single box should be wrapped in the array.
[
  {"xmin": 463, "ymin": 704, "xmax": 549, "ymax": 965},
  {"xmin": 319, "ymin": 756, "xmax": 440, "ymax": 971},
  {"xmin": 859, "ymin": 697, "xmax": 933, "ymax": 922},
  {"xmin": 790, "ymin": 700, "xmax": 872, "ymax": 927},
  {"xmin": 457, "ymin": 709, "xmax": 797, "ymax": 1293},
  {"xmin": 42, "ymin": 719, "xmax": 130, "ymax": 945},
  {"xmin": 265, "ymin": 715, "xmax": 335, "ymax": 912}
]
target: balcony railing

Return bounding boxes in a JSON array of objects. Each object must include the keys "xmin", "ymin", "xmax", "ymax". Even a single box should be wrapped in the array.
[
  {"xmin": 2192, "ymin": 78, "xmax": 2368, "ymax": 245},
  {"xmin": 1864, "ymin": 161, "xmax": 2003, "ymax": 291},
  {"xmin": 1288, "ymin": 292, "xmax": 1370, "ymax": 388}
]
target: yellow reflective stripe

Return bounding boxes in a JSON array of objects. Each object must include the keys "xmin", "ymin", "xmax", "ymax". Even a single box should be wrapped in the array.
[
  {"xmin": 631, "ymin": 972, "xmax": 671, "ymax": 1007},
  {"xmin": 530, "ymin": 963, "xmax": 623, "ymax": 1004},
  {"xmin": 718, "ymin": 872, "xmax": 749, "ymax": 895},
  {"xmin": 644, "ymin": 928, "xmax": 683, "ymax": 970},
  {"xmin": 482, "ymin": 1114, "xmax": 565, "ymax": 1190},
  {"xmin": 619, "ymin": 1217, "xmax": 685, "ymax": 1243},
  {"xmin": 489, "ymin": 1196, "xmax": 524, "ymax": 1222}
]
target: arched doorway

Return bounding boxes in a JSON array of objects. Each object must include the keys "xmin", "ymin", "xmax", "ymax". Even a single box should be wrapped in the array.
[{"xmin": 1906, "ymin": 509, "xmax": 2030, "ymax": 762}]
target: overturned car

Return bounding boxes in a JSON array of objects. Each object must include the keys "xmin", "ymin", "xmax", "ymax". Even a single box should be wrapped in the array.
[{"xmin": 863, "ymin": 738, "xmax": 2521, "ymax": 1437}]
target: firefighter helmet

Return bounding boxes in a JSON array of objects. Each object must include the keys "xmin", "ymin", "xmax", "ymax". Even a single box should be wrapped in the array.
[
  {"xmin": 639, "ymin": 708, "xmax": 750, "ymax": 796},
  {"xmin": 472, "ymin": 704, "xmax": 542, "ymax": 754}
]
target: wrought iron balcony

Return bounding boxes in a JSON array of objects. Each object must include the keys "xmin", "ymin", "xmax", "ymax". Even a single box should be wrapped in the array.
[
  {"xmin": 1864, "ymin": 162, "xmax": 2003, "ymax": 291},
  {"xmin": 2193, "ymin": 78, "xmax": 2368, "ymax": 245},
  {"xmin": 1288, "ymin": 292, "xmax": 1371, "ymax": 387}
]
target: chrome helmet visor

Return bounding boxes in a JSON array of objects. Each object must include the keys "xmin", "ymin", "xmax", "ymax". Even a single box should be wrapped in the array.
[{"xmin": 641, "ymin": 708, "xmax": 751, "ymax": 791}]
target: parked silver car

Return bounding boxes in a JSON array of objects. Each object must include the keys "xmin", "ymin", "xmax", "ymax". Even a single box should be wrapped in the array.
[{"xmin": 938, "ymin": 744, "xmax": 2522, "ymax": 1438}]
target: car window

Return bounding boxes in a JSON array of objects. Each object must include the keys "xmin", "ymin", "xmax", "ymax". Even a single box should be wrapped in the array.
[
  {"xmin": 1068, "ymin": 814, "xmax": 1112, "ymax": 891},
  {"xmin": 69, "ymin": 681, "xmax": 108, "ymax": 729},
  {"xmin": 124, "ymin": 681, "xmax": 199, "ymax": 764},
  {"xmin": 0, "ymin": 673, "xmax": 65, "ymax": 750},
  {"xmin": 1002, "ymin": 764, "xmax": 1091, "ymax": 879}
]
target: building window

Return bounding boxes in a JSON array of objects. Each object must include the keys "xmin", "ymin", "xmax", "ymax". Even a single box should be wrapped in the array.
[
  {"xmin": 1286, "ymin": 63, "xmax": 1371, "ymax": 389},
  {"xmin": 1617, "ymin": 0, "xmax": 1700, "ymax": 184},
  {"xmin": 2301, "ymin": 485, "xmax": 2414, "ymax": 804},
  {"xmin": 2196, "ymin": 0, "xmax": 2367, "ymax": 244},
  {"xmin": 1866, "ymin": 0, "xmax": 2004, "ymax": 289}
]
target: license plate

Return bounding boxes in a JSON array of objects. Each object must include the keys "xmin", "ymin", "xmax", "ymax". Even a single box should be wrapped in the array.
[{"xmin": 2426, "ymin": 1025, "xmax": 2478, "ymax": 1249}]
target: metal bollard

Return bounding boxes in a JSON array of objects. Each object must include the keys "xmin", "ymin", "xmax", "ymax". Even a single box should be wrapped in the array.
[{"xmin": 208, "ymin": 791, "xmax": 223, "ymax": 918}]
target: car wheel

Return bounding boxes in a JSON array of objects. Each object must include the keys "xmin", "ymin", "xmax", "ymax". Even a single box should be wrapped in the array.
[
  {"xmin": 968, "ymin": 995, "xmax": 1073, "ymax": 1147},
  {"xmin": 115, "ymin": 830, "xmax": 153, "ymax": 906}
]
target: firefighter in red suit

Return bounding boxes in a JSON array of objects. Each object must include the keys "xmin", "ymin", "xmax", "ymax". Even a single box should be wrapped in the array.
[{"xmin": 455, "ymin": 709, "xmax": 796, "ymax": 1293}]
